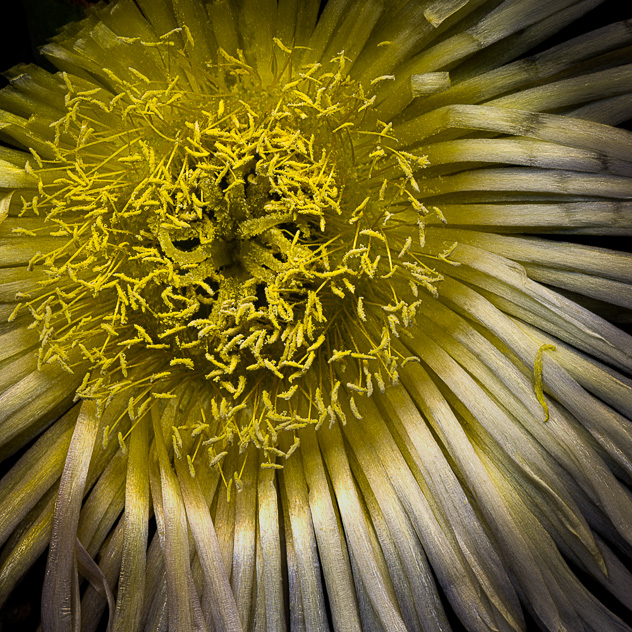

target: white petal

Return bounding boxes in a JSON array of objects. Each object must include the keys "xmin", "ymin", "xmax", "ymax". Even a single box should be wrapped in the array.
[
  {"xmin": 42, "ymin": 400, "xmax": 101, "ymax": 632},
  {"xmin": 0, "ymin": 405, "xmax": 76, "ymax": 548},
  {"xmin": 112, "ymin": 416, "xmax": 151, "ymax": 632},
  {"xmin": 280, "ymin": 436, "xmax": 330, "ymax": 632},
  {"xmin": 176, "ymin": 457, "xmax": 242, "ymax": 632},
  {"xmin": 315, "ymin": 422, "xmax": 408, "ymax": 632},
  {"xmin": 299, "ymin": 428, "xmax": 363, "ymax": 632}
]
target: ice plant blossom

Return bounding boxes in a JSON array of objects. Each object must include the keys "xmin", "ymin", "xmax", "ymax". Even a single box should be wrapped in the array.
[{"xmin": 1, "ymin": 0, "xmax": 632, "ymax": 631}]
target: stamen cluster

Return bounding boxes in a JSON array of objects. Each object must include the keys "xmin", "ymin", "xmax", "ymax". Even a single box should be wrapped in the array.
[{"xmin": 13, "ymin": 37, "xmax": 451, "ymax": 471}]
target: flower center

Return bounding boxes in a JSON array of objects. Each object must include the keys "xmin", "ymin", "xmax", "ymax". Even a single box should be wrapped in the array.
[{"xmin": 15, "ymin": 41, "xmax": 446, "ymax": 472}]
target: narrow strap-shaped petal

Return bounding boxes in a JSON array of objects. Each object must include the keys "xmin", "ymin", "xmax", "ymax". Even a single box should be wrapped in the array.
[
  {"xmin": 77, "ymin": 450, "xmax": 127, "ymax": 557},
  {"xmin": 420, "ymin": 167, "xmax": 632, "ymax": 199},
  {"xmin": 488, "ymin": 64, "xmax": 632, "ymax": 112},
  {"xmin": 279, "ymin": 435, "xmax": 330, "ymax": 632},
  {"xmin": 397, "ymin": 105, "xmax": 632, "ymax": 161},
  {"xmin": 0, "ymin": 405, "xmax": 77, "ymax": 548},
  {"xmin": 570, "ymin": 93, "xmax": 632, "ymax": 125},
  {"xmin": 257, "ymin": 465, "xmax": 287, "ymax": 632},
  {"xmin": 141, "ymin": 533, "xmax": 168, "ymax": 632},
  {"xmin": 79, "ymin": 519, "xmax": 125, "ymax": 632},
  {"xmin": 0, "ymin": 487, "xmax": 56, "ymax": 609},
  {"xmin": 150, "ymin": 403, "xmax": 202, "ymax": 632},
  {"xmin": 280, "ymin": 496, "xmax": 306, "ymax": 632},
  {"xmin": 424, "ymin": 200, "xmax": 632, "ymax": 234},
  {"xmin": 171, "ymin": 0, "xmax": 216, "ymax": 69},
  {"xmin": 374, "ymin": 0, "xmax": 588, "ymax": 116},
  {"xmin": 214, "ymin": 451, "xmax": 236, "ymax": 577},
  {"xmin": 423, "ymin": 137, "xmax": 632, "ymax": 177},
  {"xmin": 406, "ymin": 16, "xmax": 632, "ymax": 118},
  {"xmin": 0, "ymin": 362, "xmax": 81, "ymax": 460},
  {"xmin": 76, "ymin": 537, "xmax": 115, "ymax": 631},
  {"xmin": 112, "ymin": 416, "xmax": 150, "ymax": 632},
  {"xmin": 396, "ymin": 363, "xmax": 574, "ymax": 630},
  {"xmin": 316, "ymin": 422, "xmax": 408, "ymax": 632},
  {"xmin": 340, "ymin": 414, "xmax": 452, "ymax": 632},
  {"xmin": 42, "ymin": 399, "xmax": 100, "ymax": 632},
  {"xmin": 370, "ymin": 385, "xmax": 526, "ymax": 631},
  {"xmin": 253, "ymin": 525, "xmax": 266, "ymax": 632},
  {"xmin": 231, "ymin": 448, "xmax": 258, "ymax": 631},
  {"xmin": 524, "ymin": 266, "xmax": 632, "ymax": 309},
  {"xmin": 434, "ymin": 229, "xmax": 632, "ymax": 282},
  {"xmin": 175, "ymin": 457, "xmax": 243, "ymax": 632},
  {"xmin": 300, "ymin": 428, "xmax": 363, "ymax": 632},
  {"xmin": 275, "ymin": 0, "xmax": 319, "ymax": 49}
]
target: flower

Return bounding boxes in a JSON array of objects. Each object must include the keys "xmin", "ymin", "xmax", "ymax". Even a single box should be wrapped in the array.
[{"xmin": 1, "ymin": 0, "xmax": 632, "ymax": 630}]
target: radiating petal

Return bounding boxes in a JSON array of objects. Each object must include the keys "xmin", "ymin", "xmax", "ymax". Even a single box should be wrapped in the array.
[{"xmin": 42, "ymin": 400, "xmax": 101, "ymax": 632}]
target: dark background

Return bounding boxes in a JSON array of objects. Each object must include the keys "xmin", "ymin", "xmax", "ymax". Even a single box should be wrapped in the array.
[
  {"xmin": 0, "ymin": 1, "xmax": 631, "ymax": 631},
  {"xmin": 1, "ymin": 0, "xmax": 95, "ymax": 83},
  {"xmin": 1, "ymin": 1, "xmax": 631, "ymax": 85}
]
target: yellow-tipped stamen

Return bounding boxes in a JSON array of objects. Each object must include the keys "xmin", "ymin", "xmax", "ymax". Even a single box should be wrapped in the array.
[{"xmin": 15, "ymin": 41, "xmax": 440, "ymax": 473}]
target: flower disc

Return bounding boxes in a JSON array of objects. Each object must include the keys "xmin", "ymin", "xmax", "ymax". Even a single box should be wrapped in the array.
[{"xmin": 17, "ymin": 41, "xmax": 443, "ymax": 469}]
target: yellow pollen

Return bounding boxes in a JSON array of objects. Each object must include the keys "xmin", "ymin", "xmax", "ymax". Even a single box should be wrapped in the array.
[{"xmin": 16, "ymin": 40, "xmax": 449, "ymax": 474}]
